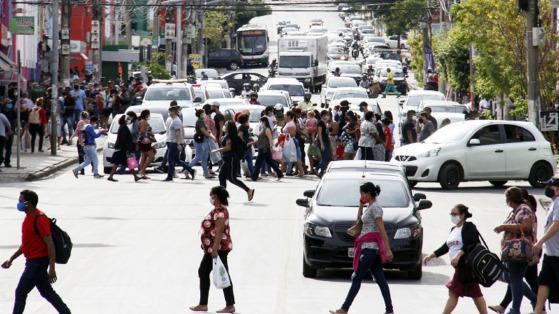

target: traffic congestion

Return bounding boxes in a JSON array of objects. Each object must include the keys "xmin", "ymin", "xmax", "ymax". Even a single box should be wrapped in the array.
[{"xmin": 1, "ymin": 2, "xmax": 559, "ymax": 314}]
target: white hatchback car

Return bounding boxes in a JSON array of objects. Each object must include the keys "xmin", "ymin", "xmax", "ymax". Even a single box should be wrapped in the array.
[
  {"xmin": 103, "ymin": 113, "xmax": 167, "ymax": 174},
  {"xmin": 391, "ymin": 120, "xmax": 556, "ymax": 189}
]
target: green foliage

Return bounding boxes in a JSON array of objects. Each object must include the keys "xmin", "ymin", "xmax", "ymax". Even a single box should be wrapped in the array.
[
  {"xmin": 136, "ymin": 52, "xmax": 171, "ymax": 80},
  {"xmin": 383, "ymin": 0, "xmax": 433, "ymax": 36},
  {"xmin": 434, "ymin": 31, "xmax": 469, "ymax": 94},
  {"xmin": 408, "ymin": 33, "xmax": 424, "ymax": 85},
  {"xmin": 204, "ymin": 11, "xmax": 230, "ymax": 51},
  {"xmin": 510, "ymin": 98, "xmax": 528, "ymax": 118},
  {"xmin": 234, "ymin": 0, "xmax": 271, "ymax": 29}
]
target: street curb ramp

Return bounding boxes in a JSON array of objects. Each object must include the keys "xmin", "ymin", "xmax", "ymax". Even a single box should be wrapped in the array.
[{"xmin": 25, "ymin": 147, "xmax": 104, "ymax": 182}]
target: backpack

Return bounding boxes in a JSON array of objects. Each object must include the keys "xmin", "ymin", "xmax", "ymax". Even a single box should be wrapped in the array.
[
  {"xmin": 28, "ymin": 109, "xmax": 40, "ymax": 124},
  {"xmin": 467, "ymin": 231, "xmax": 503, "ymax": 287},
  {"xmin": 34, "ymin": 213, "xmax": 73, "ymax": 264}
]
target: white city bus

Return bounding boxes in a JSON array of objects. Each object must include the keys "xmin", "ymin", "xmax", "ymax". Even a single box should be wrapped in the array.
[{"xmin": 236, "ymin": 24, "xmax": 269, "ymax": 66}]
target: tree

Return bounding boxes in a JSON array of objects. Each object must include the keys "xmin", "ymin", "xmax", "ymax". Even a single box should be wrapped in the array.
[
  {"xmin": 136, "ymin": 52, "xmax": 170, "ymax": 79},
  {"xmin": 383, "ymin": 0, "xmax": 433, "ymax": 38},
  {"xmin": 434, "ymin": 31, "xmax": 470, "ymax": 95},
  {"xmin": 234, "ymin": 0, "xmax": 271, "ymax": 30},
  {"xmin": 204, "ymin": 11, "xmax": 230, "ymax": 51}
]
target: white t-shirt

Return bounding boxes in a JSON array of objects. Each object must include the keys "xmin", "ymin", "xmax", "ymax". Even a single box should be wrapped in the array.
[
  {"xmin": 166, "ymin": 116, "xmax": 182, "ymax": 143},
  {"xmin": 447, "ymin": 225, "xmax": 463, "ymax": 260},
  {"xmin": 544, "ymin": 198, "xmax": 559, "ymax": 256}
]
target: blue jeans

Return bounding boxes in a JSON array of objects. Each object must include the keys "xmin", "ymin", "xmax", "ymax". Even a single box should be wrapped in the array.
[
  {"xmin": 59, "ymin": 115, "xmax": 74, "ymax": 140},
  {"xmin": 504, "ymin": 261, "xmax": 536, "ymax": 314},
  {"xmin": 74, "ymin": 145, "xmax": 99, "ymax": 175},
  {"xmin": 189, "ymin": 140, "xmax": 210, "ymax": 177},
  {"xmin": 244, "ymin": 149, "xmax": 254, "ymax": 176},
  {"xmin": 166, "ymin": 142, "xmax": 193, "ymax": 180},
  {"xmin": 13, "ymin": 257, "xmax": 71, "ymax": 314},
  {"xmin": 318, "ymin": 146, "xmax": 331, "ymax": 176},
  {"xmin": 251, "ymin": 149, "xmax": 283, "ymax": 181},
  {"xmin": 342, "ymin": 249, "xmax": 393, "ymax": 312}
]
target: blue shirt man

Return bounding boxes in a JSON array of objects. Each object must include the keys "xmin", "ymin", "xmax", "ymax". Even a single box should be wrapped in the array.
[{"xmin": 70, "ymin": 86, "xmax": 86, "ymax": 112}]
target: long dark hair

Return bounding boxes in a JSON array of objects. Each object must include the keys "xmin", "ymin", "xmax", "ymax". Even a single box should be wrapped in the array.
[
  {"xmin": 260, "ymin": 116, "xmax": 271, "ymax": 130},
  {"xmin": 454, "ymin": 204, "xmax": 473, "ymax": 219},
  {"xmin": 225, "ymin": 121, "xmax": 241, "ymax": 152}
]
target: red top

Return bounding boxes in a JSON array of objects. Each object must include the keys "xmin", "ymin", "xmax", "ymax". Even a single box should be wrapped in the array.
[
  {"xmin": 38, "ymin": 107, "xmax": 48, "ymax": 125},
  {"xmin": 200, "ymin": 206, "xmax": 232, "ymax": 254},
  {"xmin": 21, "ymin": 209, "xmax": 51, "ymax": 260},
  {"xmin": 383, "ymin": 126, "xmax": 393, "ymax": 152}
]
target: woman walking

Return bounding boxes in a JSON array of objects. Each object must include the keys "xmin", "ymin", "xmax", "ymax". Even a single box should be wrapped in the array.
[
  {"xmin": 212, "ymin": 121, "xmax": 255, "ymax": 201},
  {"xmin": 137, "ymin": 110, "xmax": 155, "ymax": 179},
  {"xmin": 107, "ymin": 115, "xmax": 140, "ymax": 182},
  {"xmin": 237, "ymin": 114, "xmax": 254, "ymax": 177},
  {"xmin": 424, "ymin": 204, "xmax": 488, "ymax": 314},
  {"xmin": 190, "ymin": 186, "xmax": 236, "ymax": 313},
  {"xmin": 493, "ymin": 187, "xmax": 537, "ymax": 314},
  {"xmin": 282, "ymin": 111, "xmax": 305, "ymax": 177},
  {"xmin": 316, "ymin": 110, "xmax": 332, "ymax": 176},
  {"xmin": 251, "ymin": 117, "xmax": 283, "ymax": 181},
  {"xmin": 189, "ymin": 109, "xmax": 215, "ymax": 179},
  {"xmin": 340, "ymin": 112, "xmax": 357, "ymax": 160},
  {"xmin": 330, "ymin": 182, "xmax": 394, "ymax": 314},
  {"xmin": 28, "ymin": 98, "xmax": 47, "ymax": 153},
  {"xmin": 358, "ymin": 111, "xmax": 377, "ymax": 160}
]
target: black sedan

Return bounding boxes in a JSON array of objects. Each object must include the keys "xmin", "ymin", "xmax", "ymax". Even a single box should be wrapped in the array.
[
  {"xmin": 207, "ymin": 48, "xmax": 243, "ymax": 71},
  {"xmin": 221, "ymin": 72, "xmax": 268, "ymax": 96},
  {"xmin": 296, "ymin": 171, "xmax": 432, "ymax": 279}
]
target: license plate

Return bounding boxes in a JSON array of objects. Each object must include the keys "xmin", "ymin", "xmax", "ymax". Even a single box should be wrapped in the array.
[{"xmin": 348, "ymin": 248, "xmax": 355, "ymax": 258}]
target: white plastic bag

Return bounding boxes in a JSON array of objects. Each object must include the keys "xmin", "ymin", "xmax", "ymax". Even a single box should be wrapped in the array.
[
  {"xmin": 283, "ymin": 137, "xmax": 298, "ymax": 162},
  {"xmin": 184, "ymin": 145, "xmax": 193, "ymax": 163},
  {"xmin": 212, "ymin": 257, "xmax": 231, "ymax": 289},
  {"xmin": 209, "ymin": 140, "xmax": 222, "ymax": 164}
]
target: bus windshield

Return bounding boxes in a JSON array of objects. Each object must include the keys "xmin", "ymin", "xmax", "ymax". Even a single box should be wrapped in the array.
[{"xmin": 237, "ymin": 30, "xmax": 268, "ymax": 55}]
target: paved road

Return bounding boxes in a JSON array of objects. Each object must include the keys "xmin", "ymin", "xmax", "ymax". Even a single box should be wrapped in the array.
[{"xmin": 0, "ymin": 4, "xmax": 549, "ymax": 314}]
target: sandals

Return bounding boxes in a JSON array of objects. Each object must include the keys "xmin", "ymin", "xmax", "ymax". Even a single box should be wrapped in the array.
[
  {"xmin": 248, "ymin": 189, "xmax": 255, "ymax": 202},
  {"xmin": 488, "ymin": 305, "xmax": 504, "ymax": 314}
]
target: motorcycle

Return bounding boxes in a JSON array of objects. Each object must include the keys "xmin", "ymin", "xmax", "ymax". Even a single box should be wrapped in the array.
[{"xmin": 268, "ymin": 64, "xmax": 277, "ymax": 78}]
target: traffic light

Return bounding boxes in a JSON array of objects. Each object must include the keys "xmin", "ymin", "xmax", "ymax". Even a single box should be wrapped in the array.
[{"xmin": 518, "ymin": 0, "xmax": 529, "ymax": 11}]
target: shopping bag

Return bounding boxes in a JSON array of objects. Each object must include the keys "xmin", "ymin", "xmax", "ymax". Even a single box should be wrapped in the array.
[
  {"xmin": 127, "ymin": 155, "xmax": 138, "ymax": 170},
  {"xmin": 184, "ymin": 145, "xmax": 193, "ymax": 163},
  {"xmin": 272, "ymin": 147, "xmax": 282, "ymax": 161},
  {"xmin": 212, "ymin": 257, "xmax": 231, "ymax": 289},
  {"xmin": 283, "ymin": 137, "xmax": 298, "ymax": 162},
  {"xmin": 209, "ymin": 140, "xmax": 222, "ymax": 164}
]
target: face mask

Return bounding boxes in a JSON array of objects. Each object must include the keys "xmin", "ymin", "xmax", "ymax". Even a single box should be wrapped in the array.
[
  {"xmin": 6, "ymin": 103, "xmax": 13, "ymax": 110},
  {"xmin": 17, "ymin": 201, "xmax": 27, "ymax": 212},
  {"xmin": 545, "ymin": 187, "xmax": 556, "ymax": 199},
  {"xmin": 450, "ymin": 215, "xmax": 461, "ymax": 225},
  {"xmin": 360, "ymin": 195, "xmax": 370, "ymax": 204}
]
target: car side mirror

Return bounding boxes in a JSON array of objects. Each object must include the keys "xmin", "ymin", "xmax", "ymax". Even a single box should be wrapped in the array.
[
  {"xmin": 303, "ymin": 190, "xmax": 315, "ymax": 198},
  {"xmin": 413, "ymin": 193, "xmax": 426, "ymax": 202},
  {"xmin": 468, "ymin": 138, "xmax": 481, "ymax": 146},
  {"xmin": 194, "ymin": 97, "xmax": 202, "ymax": 103},
  {"xmin": 417, "ymin": 200, "xmax": 432, "ymax": 210},
  {"xmin": 296, "ymin": 198, "xmax": 310, "ymax": 207}
]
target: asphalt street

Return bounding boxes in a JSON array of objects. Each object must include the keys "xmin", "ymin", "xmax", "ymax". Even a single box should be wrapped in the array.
[{"xmin": 0, "ymin": 4, "xmax": 553, "ymax": 314}]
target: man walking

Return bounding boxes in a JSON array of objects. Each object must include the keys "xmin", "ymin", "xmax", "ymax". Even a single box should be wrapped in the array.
[
  {"xmin": 72, "ymin": 116, "xmax": 107, "ymax": 178},
  {"xmin": 0, "ymin": 107, "xmax": 11, "ymax": 171},
  {"xmin": 1, "ymin": 190, "xmax": 71, "ymax": 314},
  {"xmin": 164, "ymin": 101, "xmax": 195, "ymax": 181}
]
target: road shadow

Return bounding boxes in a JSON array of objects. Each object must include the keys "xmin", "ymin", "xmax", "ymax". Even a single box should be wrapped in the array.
[{"xmin": 413, "ymin": 185, "xmax": 541, "ymax": 195}]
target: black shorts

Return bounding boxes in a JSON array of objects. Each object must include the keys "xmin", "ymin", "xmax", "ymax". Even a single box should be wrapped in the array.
[{"xmin": 538, "ymin": 255, "xmax": 559, "ymax": 286}]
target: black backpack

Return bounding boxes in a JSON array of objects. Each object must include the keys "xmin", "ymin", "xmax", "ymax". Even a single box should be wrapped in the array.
[
  {"xmin": 34, "ymin": 214, "xmax": 73, "ymax": 264},
  {"xmin": 467, "ymin": 232, "xmax": 503, "ymax": 287}
]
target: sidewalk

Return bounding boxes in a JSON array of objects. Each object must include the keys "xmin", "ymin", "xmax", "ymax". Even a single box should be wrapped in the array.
[{"xmin": 0, "ymin": 137, "xmax": 106, "ymax": 182}]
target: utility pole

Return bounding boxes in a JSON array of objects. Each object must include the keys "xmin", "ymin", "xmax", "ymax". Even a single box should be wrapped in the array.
[
  {"xmin": 50, "ymin": 0, "xmax": 60, "ymax": 155},
  {"xmin": 526, "ymin": 0, "xmax": 540, "ymax": 127},
  {"xmin": 16, "ymin": 51, "xmax": 21, "ymax": 169},
  {"xmin": 126, "ymin": 0, "xmax": 132, "ymax": 49},
  {"xmin": 92, "ymin": 0, "xmax": 102, "ymax": 83},
  {"xmin": 197, "ymin": 0, "xmax": 205, "ymax": 67},
  {"xmin": 60, "ymin": 0, "xmax": 71, "ymax": 84},
  {"xmin": 176, "ymin": 3, "xmax": 183, "ymax": 78}
]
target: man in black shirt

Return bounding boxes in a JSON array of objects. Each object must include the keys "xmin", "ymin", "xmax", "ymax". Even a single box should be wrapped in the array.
[
  {"xmin": 212, "ymin": 101, "xmax": 225, "ymax": 141},
  {"xmin": 424, "ymin": 106, "xmax": 438, "ymax": 130},
  {"xmin": 401, "ymin": 110, "xmax": 417, "ymax": 145}
]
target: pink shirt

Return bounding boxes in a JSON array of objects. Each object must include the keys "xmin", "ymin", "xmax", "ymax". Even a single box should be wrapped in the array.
[
  {"xmin": 306, "ymin": 118, "xmax": 318, "ymax": 131},
  {"xmin": 74, "ymin": 119, "xmax": 87, "ymax": 146},
  {"xmin": 282, "ymin": 121, "xmax": 296, "ymax": 134}
]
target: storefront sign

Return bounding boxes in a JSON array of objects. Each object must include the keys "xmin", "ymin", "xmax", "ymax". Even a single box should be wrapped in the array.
[
  {"xmin": 540, "ymin": 111, "xmax": 559, "ymax": 132},
  {"xmin": 10, "ymin": 16, "xmax": 35, "ymax": 35}
]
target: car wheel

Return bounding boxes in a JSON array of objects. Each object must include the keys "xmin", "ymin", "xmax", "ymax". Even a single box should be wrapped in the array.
[
  {"xmin": 529, "ymin": 161, "xmax": 553, "ymax": 188},
  {"xmin": 104, "ymin": 167, "xmax": 112, "ymax": 174},
  {"xmin": 489, "ymin": 180, "xmax": 508, "ymax": 188},
  {"xmin": 303, "ymin": 257, "xmax": 318, "ymax": 278},
  {"xmin": 408, "ymin": 263, "xmax": 422, "ymax": 280},
  {"xmin": 408, "ymin": 180, "xmax": 418, "ymax": 188},
  {"xmin": 439, "ymin": 163, "xmax": 461, "ymax": 190},
  {"xmin": 229, "ymin": 62, "xmax": 239, "ymax": 71}
]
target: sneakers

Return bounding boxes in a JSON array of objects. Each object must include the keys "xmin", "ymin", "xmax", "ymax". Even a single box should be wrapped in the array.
[
  {"xmin": 94, "ymin": 174, "xmax": 104, "ymax": 178},
  {"xmin": 72, "ymin": 169, "xmax": 79, "ymax": 178}
]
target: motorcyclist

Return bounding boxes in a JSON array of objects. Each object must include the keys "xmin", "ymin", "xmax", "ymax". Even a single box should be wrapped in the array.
[
  {"xmin": 268, "ymin": 59, "xmax": 278, "ymax": 77},
  {"xmin": 334, "ymin": 67, "xmax": 341, "ymax": 77},
  {"xmin": 241, "ymin": 83, "xmax": 252, "ymax": 98},
  {"xmin": 273, "ymin": 103, "xmax": 285, "ymax": 127},
  {"xmin": 366, "ymin": 64, "xmax": 375, "ymax": 76},
  {"xmin": 252, "ymin": 83, "xmax": 260, "ymax": 93},
  {"xmin": 248, "ymin": 91, "xmax": 262, "ymax": 105},
  {"xmin": 298, "ymin": 92, "xmax": 313, "ymax": 112},
  {"xmin": 359, "ymin": 74, "xmax": 370, "ymax": 89}
]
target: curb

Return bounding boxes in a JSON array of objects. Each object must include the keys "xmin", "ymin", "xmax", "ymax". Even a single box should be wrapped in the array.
[{"xmin": 24, "ymin": 147, "xmax": 104, "ymax": 182}]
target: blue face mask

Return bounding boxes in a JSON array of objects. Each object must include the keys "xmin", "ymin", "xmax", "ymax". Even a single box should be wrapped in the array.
[
  {"xmin": 5, "ymin": 103, "xmax": 13, "ymax": 110},
  {"xmin": 17, "ymin": 201, "xmax": 27, "ymax": 212}
]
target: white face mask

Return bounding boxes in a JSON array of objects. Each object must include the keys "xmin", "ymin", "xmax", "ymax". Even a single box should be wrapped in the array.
[{"xmin": 450, "ymin": 215, "xmax": 461, "ymax": 225}]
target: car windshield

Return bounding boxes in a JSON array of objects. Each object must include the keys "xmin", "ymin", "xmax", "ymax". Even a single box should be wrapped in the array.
[
  {"xmin": 378, "ymin": 68, "xmax": 404, "ymax": 77},
  {"xmin": 237, "ymin": 30, "xmax": 267, "ymax": 55},
  {"xmin": 194, "ymin": 89, "xmax": 206, "ymax": 102},
  {"xmin": 248, "ymin": 108, "xmax": 264, "ymax": 122},
  {"xmin": 182, "ymin": 111, "xmax": 198, "ymax": 127},
  {"xmin": 206, "ymin": 89, "xmax": 225, "ymax": 99},
  {"xmin": 333, "ymin": 90, "xmax": 368, "ymax": 99},
  {"xmin": 268, "ymin": 84, "xmax": 304, "ymax": 97},
  {"xmin": 339, "ymin": 64, "xmax": 361, "ymax": 74},
  {"xmin": 328, "ymin": 79, "xmax": 357, "ymax": 88},
  {"xmin": 111, "ymin": 117, "xmax": 165, "ymax": 134},
  {"xmin": 279, "ymin": 55, "xmax": 311, "ymax": 68},
  {"xmin": 144, "ymin": 86, "xmax": 192, "ymax": 101},
  {"xmin": 316, "ymin": 178, "xmax": 409, "ymax": 208},
  {"xmin": 428, "ymin": 105, "xmax": 467, "ymax": 113},
  {"xmin": 259, "ymin": 95, "xmax": 288, "ymax": 107},
  {"xmin": 424, "ymin": 123, "xmax": 467, "ymax": 144},
  {"xmin": 407, "ymin": 94, "xmax": 445, "ymax": 107}
]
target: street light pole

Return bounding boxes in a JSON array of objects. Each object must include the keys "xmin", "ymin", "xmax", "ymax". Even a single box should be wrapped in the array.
[
  {"xmin": 527, "ymin": 0, "xmax": 540, "ymax": 127},
  {"xmin": 176, "ymin": 3, "xmax": 183, "ymax": 78},
  {"xmin": 50, "ymin": 0, "xmax": 60, "ymax": 155}
]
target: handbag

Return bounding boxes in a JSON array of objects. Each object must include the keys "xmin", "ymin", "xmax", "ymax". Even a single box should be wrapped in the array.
[
  {"xmin": 346, "ymin": 220, "xmax": 363, "ymax": 238},
  {"xmin": 501, "ymin": 224, "xmax": 534, "ymax": 263},
  {"xmin": 126, "ymin": 155, "xmax": 138, "ymax": 170}
]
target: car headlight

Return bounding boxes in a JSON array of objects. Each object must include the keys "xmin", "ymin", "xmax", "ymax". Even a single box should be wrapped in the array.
[
  {"xmin": 418, "ymin": 147, "xmax": 441, "ymax": 157},
  {"xmin": 107, "ymin": 142, "xmax": 115, "ymax": 149},
  {"xmin": 152, "ymin": 141, "xmax": 166, "ymax": 149},
  {"xmin": 394, "ymin": 225, "xmax": 421, "ymax": 239},
  {"xmin": 305, "ymin": 223, "xmax": 332, "ymax": 238}
]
